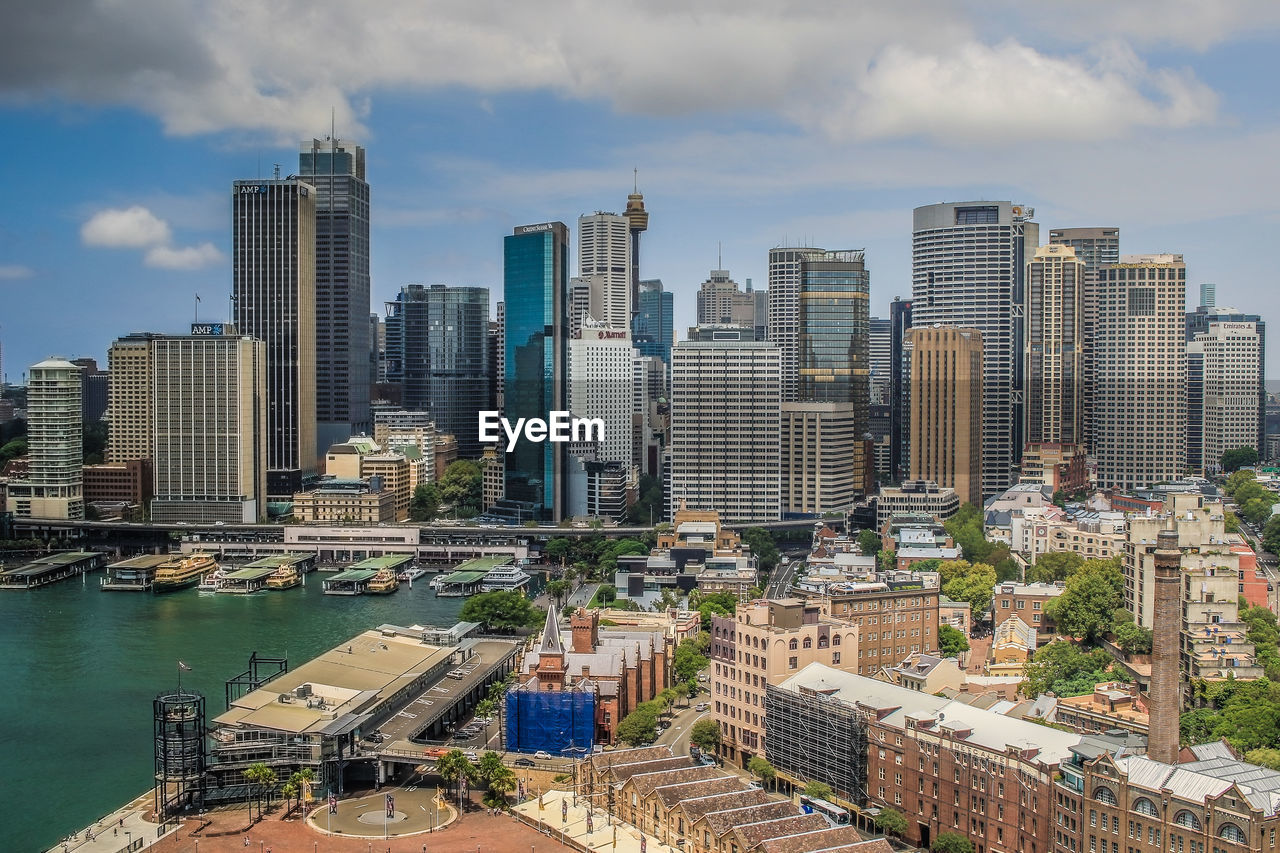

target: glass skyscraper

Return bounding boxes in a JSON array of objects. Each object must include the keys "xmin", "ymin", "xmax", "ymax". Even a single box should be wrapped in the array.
[
  {"xmin": 634, "ymin": 278, "xmax": 673, "ymax": 366},
  {"xmin": 503, "ymin": 222, "xmax": 570, "ymax": 522}
]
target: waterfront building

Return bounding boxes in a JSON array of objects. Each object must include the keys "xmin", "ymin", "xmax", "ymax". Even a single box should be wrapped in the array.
[
  {"xmin": 106, "ymin": 332, "xmax": 162, "ymax": 464},
  {"xmin": 383, "ymin": 284, "xmax": 490, "ymax": 458},
  {"xmin": 668, "ymin": 340, "xmax": 781, "ymax": 523},
  {"xmin": 913, "ymin": 202, "xmax": 1039, "ymax": 499},
  {"xmin": 4, "ymin": 357, "xmax": 83, "ymax": 520},
  {"xmin": 291, "ymin": 478, "xmax": 396, "ymax": 523},
  {"xmin": 578, "ymin": 211, "xmax": 631, "ymax": 329},
  {"xmin": 232, "ymin": 177, "xmax": 317, "ymax": 497},
  {"xmin": 300, "ymin": 137, "xmax": 371, "ymax": 451},
  {"xmin": 1049, "ymin": 226, "xmax": 1120, "ymax": 453},
  {"xmin": 634, "ymin": 278, "xmax": 673, "ymax": 366},
  {"xmin": 906, "ymin": 326, "xmax": 983, "ymax": 505},
  {"xmin": 710, "ymin": 598, "xmax": 861, "ymax": 767},
  {"xmin": 697, "ymin": 268, "xmax": 756, "ymax": 327},
  {"xmin": 1095, "ymin": 254, "xmax": 1187, "ymax": 491},
  {"xmin": 502, "ymin": 221, "xmax": 570, "ymax": 522},
  {"xmin": 150, "ymin": 331, "xmax": 267, "ymax": 524},
  {"xmin": 888, "ymin": 297, "xmax": 913, "ymax": 482}
]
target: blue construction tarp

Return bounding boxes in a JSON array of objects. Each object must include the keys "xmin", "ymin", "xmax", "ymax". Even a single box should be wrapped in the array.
[{"xmin": 505, "ymin": 685, "xmax": 595, "ymax": 756}]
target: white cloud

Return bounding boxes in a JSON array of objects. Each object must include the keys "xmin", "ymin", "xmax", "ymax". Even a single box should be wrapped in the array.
[
  {"xmin": 144, "ymin": 242, "xmax": 222, "ymax": 270},
  {"xmin": 0, "ymin": 264, "xmax": 34, "ymax": 280},
  {"xmin": 81, "ymin": 205, "xmax": 221, "ymax": 270},
  {"xmin": 81, "ymin": 205, "xmax": 171, "ymax": 248}
]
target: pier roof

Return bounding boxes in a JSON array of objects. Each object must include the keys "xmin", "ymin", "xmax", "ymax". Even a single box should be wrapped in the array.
[
  {"xmin": 349, "ymin": 554, "xmax": 414, "ymax": 570},
  {"xmin": 242, "ymin": 552, "xmax": 311, "ymax": 568},
  {"xmin": 326, "ymin": 569, "xmax": 379, "ymax": 582}
]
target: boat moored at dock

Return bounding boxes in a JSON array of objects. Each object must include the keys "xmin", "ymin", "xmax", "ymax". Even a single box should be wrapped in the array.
[{"xmin": 152, "ymin": 553, "xmax": 218, "ymax": 594}]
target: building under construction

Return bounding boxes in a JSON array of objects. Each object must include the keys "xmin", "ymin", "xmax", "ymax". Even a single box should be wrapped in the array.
[{"xmin": 764, "ymin": 681, "xmax": 868, "ymax": 806}]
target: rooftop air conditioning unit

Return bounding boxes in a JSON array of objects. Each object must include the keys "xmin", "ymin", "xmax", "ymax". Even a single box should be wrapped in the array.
[{"xmin": 295, "ymin": 683, "xmax": 312, "ymax": 699}]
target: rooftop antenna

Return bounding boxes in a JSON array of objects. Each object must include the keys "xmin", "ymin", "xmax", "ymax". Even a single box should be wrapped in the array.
[
  {"xmin": 272, "ymin": 163, "xmax": 281, "ymax": 180},
  {"xmin": 633, "ymin": 167, "xmax": 638, "ymax": 193},
  {"xmin": 330, "ymin": 106, "xmax": 336, "ymax": 142},
  {"xmin": 718, "ymin": 241, "xmax": 722, "ymax": 270}
]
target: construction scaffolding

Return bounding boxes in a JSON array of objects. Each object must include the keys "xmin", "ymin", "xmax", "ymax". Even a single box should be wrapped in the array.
[
  {"xmin": 764, "ymin": 683, "xmax": 868, "ymax": 806},
  {"xmin": 505, "ymin": 681, "xmax": 595, "ymax": 756}
]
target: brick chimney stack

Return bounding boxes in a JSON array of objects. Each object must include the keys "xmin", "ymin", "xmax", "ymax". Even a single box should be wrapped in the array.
[{"xmin": 1149, "ymin": 528, "xmax": 1183, "ymax": 765}]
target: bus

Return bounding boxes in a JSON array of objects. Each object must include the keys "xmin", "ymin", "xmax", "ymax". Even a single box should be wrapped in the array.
[{"xmin": 799, "ymin": 794, "xmax": 851, "ymax": 827}]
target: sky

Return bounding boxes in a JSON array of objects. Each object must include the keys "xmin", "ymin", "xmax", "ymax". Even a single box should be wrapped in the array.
[{"xmin": 3, "ymin": 0, "xmax": 1280, "ymax": 379}]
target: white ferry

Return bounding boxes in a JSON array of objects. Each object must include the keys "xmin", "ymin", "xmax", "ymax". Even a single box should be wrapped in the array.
[{"xmin": 479, "ymin": 564, "xmax": 532, "ymax": 593}]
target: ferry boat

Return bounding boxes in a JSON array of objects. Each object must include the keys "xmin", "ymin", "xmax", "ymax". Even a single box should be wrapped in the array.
[
  {"xmin": 266, "ymin": 564, "xmax": 302, "ymax": 590},
  {"xmin": 396, "ymin": 567, "xmax": 428, "ymax": 583},
  {"xmin": 366, "ymin": 568, "xmax": 400, "ymax": 595},
  {"xmin": 196, "ymin": 567, "xmax": 229, "ymax": 592},
  {"xmin": 479, "ymin": 564, "xmax": 532, "ymax": 593},
  {"xmin": 153, "ymin": 553, "xmax": 219, "ymax": 594}
]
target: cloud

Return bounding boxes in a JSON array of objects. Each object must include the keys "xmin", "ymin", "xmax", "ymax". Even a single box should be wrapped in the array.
[
  {"xmin": 81, "ymin": 205, "xmax": 222, "ymax": 270},
  {"xmin": 0, "ymin": 264, "xmax": 34, "ymax": 280},
  {"xmin": 0, "ymin": 2, "xmax": 1227, "ymax": 143},
  {"xmin": 144, "ymin": 242, "xmax": 222, "ymax": 270},
  {"xmin": 81, "ymin": 205, "xmax": 171, "ymax": 248}
]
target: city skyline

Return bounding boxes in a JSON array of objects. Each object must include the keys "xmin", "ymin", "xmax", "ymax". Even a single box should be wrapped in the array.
[{"xmin": 3, "ymin": 4, "xmax": 1280, "ymax": 375}]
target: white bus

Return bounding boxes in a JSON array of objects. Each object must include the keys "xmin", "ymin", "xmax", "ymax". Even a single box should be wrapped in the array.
[{"xmin": 799, "ymin": 794, "xmax": 850, "ymax": 827}]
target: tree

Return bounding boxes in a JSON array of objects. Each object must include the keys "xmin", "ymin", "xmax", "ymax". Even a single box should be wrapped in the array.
[
  {"xmin": 438, "ymin": 460, "xmax": 484, "ymax": 514},
  {"xmin": 1224, "ymin": 511, "xmax": 1242, "ymax": 534},
  {"xmin": 803, "ymin": 781, "xmax": 834, "ymax": 801},
  {"xmin": 877, "ymin": 549, "xmax": 897, "ymax": 572},
  {"xmin": 690, "ymin": 718, "xmax": 722, "ymax": 752},
  {"xmin": 874, "ymin": 806, "xmax": 908, "ymax": 839},
  {"xmin": 1027, "ymin": 551, "xmax": 1083, "ymax": 584},
  {"xmin": 0, "ymin": 437, "xmax": 27, "ymax": 463},
  {"xmin": 596, "ymin": 585, "xmax": 617, "ymax": 605},
  {"xmin": 624, "ymin": 474, "xmax": 665, "ymax": 525},
  {"xmin": 545, "ymin": 538, "xmax": 571, "ymax": 567},
  {"xmin": 1263, "ymin": 516, "xmax": 1280, "ymax": 557},
  {"xmin": 673, "ymin": 639, "xmax": 709, "ymax": 683},
  {"xmin": 436, "ymin": 749, "xmax": 475, "ymax": 801},
  {"xmin": 409, "ymin": 483, "xmax": 440, "ymax": 522},
  {"xmin": 1180, "ymin": 708, "xmax": 1219, "ymax": 745},
  {"xmin": 743, "ymin": 528, "xmax": 781, "ymax": 574},
  {"xmin": 1045, "ymin": 557, "xmax": 1123, "ymax": 643},
  {"xmin": 1222, "ymin": 447, "xmax": 1261, "ymax": 473},
  {"xmin": 544, "ymin": 579, "xmax": 571, "ymax": 608},
  {"xmin": 484, "ymin": 764, "xmax": 517, "ymax": 808},
  {"xmin": 1241, "ymin": 605, "xmax": 1280, "ymax": 679},
  {"xmin": 475, "ymin": 751, "xmax": 506, "ymax": 786},
  {"xmin": 281, "ymin": 781, "xmax": 299, "ymax": 814},
  {"xmin": 1021, "ymin": 641, "xmax": 1113, "ymax": 698},
  {"xmin": 243, "ymin": 762, "xmax": 277, "ymax": 821},
  {"xmin": 938, "ymin": 623, "xmax": 970, "ymax": 657},
  {"xmin": 616, "ymin": 706, "xmax": 658, "ymax": 745},
  {"xmin": 932, "ymin": 830, "xmax": 975, "ymax": 853},
  {"xmin": 1112, "ymin": 620, "xmax": 1153, "ymax": 656},
  {"xmin": 747, "ymin": 756, "xmax": 776, "ymax": 790},
  {"xmin": 857, "ymin": 529, "xmax": 883, "ymax": 557},
  {"xmin": 939, "ymin": 560, "xmax": 997, "ymax": 615},
  {"xmin": 460, "ymin": 590, "xmax": 543, "ymax": 632}
]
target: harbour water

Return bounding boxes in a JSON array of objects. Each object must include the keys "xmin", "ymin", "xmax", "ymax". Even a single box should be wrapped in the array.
[{"xmin": 0, "ymin": 574, "xmax": 497, "ymax": 852}]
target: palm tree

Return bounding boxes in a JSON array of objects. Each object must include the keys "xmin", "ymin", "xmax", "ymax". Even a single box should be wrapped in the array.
[
  {"xmin": 436, "ymin": 749, "xmax": 475, "ymax": 806},
  {"xmin": 281, "ymin": 781, "xmax": 299, "ymax": 814},
  {"xmin": 486, "ymin": 766, "xmax": 517, "ymax": 809},
  {"xmin": 243, "ymin": 763, "xmax": 277, "ymax": 822},
  {"xmin": 475, "ymin": 751, "xmax": 504, "ymax": 785}
]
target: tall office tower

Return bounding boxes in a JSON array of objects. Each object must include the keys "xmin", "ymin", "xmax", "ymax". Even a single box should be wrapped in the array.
[
  {"xmin": 888, "ymin": 297, "xmax": 913, "ymax": 482},
  {"xmin": 1186, "ymin": 340, "xmax": 1206, "ymax": 473},
  {"xmin": 1193, "ymin": 320, "xmax": 1264, "ymax": 471},
  {"xmin": 151, "ymin": 330, "xmax": 267, "ymax": 523},
  {"xmin": 1024, "ymin": 245, "xmax": 1084, "ymax": 446},
  {"xmin": 907, "ymin": 326, "xmax": 983, "ymax": 506},
  {"xmin": 1186, "ymin": 307, "xmax": 1265, "ymax": 454},
  {"xmin": 70, "ymin": 358, "xmax": 108, "ymax": 424},
  {"xmin": 300, "ymin": 138, "xmax": 370, "ymax": 450},
  {"xmin": 623, "ymin": 183, "xmax": 648, "ymax": 320},
  {"xmin": 570, "ymin": 276, "xmax": 604, "ymax": 339},
  {"xmin": 232, "ymin": 178, "xmax": 317, "ymax": 498},
  {"xmin": 869, "ymin": 317, "xmax": 891, "ymax": 405},
  {"xmin": 1200, "ymin": 282, "xmax": 1216, "ymax": 310},
  {"xmin": 487, "ymin": 318, "xmax": 501, "ymax": 412},
  {"xmin": 749, "ymin": 279, "xmax": 768, "ymax": 341},
  {"xmin": 1048, "ymin": 227, "xmax": 1119, "ymax": 453},
  {"xmin": 634, "ymin": 279, "xmax": 673, "ymax": 366},
  {"xmin": 632, "ymin": 353, "xmax": 667, "ymax": 477},
  {"xmin": 504, "ymin": 222, "xmax": 570, "ymax": 522},
  {"xmin": 669, "ymin": 340, "xmax": 781, "ymax": 523},
  {"xmin": 781, "ymin": 403, "xmax": 860, "ymax": 515},
  {"xmin": 914, "ymin": 203, "xmax": 1039, "ymax": 498},
  {"xmin": 383, "ymin": 284, "xmax": 490, "ymax": 458},
  {"xmin": 4, "ymin": 358, "xmax": 83, "ymax": 519},
  {"xmin": 577, "ymin": 212, "xmax": 631, "ymax": 329},
  {"xmin": 1095, "ymin": 255, "xmax": 1187, "ymax": 491},
  {"xmin": 494, "ymin": 301, "xmax": 505, "ymax": 403},
  {"xmin": 106, "ymin": 332, "xmax": 162, "ymax": 464},
  {"xmin": 368, "ymin": 313, "xmax": 381, "ymax": 389},
  {"xmin": 570, "ymin": 323, "xmax": 635, "ymax": 465},
  {"xmin": 696, "ymin": 269, "xmax": 755, "ymax": 326},
  {"xmin": 768, "ymin": 248, "xmax": 806, "ymax": 402}
]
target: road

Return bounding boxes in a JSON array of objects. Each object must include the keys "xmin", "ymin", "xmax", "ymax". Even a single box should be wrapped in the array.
[
  {"xmin": 767, "ymin": 559, "xmax": 804, "ymax": 598},
  {"xmin": 657, "ymin": 702, "xmax": 709, "ymax": 755}
]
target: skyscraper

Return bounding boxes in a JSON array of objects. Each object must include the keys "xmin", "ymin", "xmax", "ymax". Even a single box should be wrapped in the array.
[
  {"xmin": 669, "ymin": 340, "xmax": 781, "ymax": 523},
  {"xmin": 570, "ymin": 323, "xmax": 634, "ymax": 465},
  {"xmin": 767, "ymin": 248, "xmax": 807, "ymax": 402},
  {"xmin": 503, "ymin": 222, "xmax": 570, "ymax": 522},
  {"xmin": 1199, "ymin": 282, "xmax": 1216, "ymax": 310},
  {"xmin": 577, "ymin": 212, "xmax": 631, "ymax": 329},
  {"xmin": 869, "ymin": 317, "xmax": 891, "ymax": 405},
  {"xmin": 1186, "ymin": 306, "xmax": 1265, "ymax": 456},
  {"xmin": 1024, "ymin": 245, "xmax": 1084, "ymax": 446},
  {"xmin": 888, "ymin": 297, "xmax": 913, "ymax": 482},
  {"xmin": 634, "ymin": 279, "xmax": 673, "ymax": 366},
  {"xmin": 1192, "ymin": 320, "xmax": 1264, "ymax": 471},
  {"xmin": 913, "ymin": 202, "xmax": 1038, "ymax": 499},
  {"xmin": 697, "ymin": 269, "xmax": 755, "ymax": 327},
  {"xmin": 1048, "ymin": 227, "xmax": 1119, "ymax": 454},
  {"xmin": 300, "ymin": 138, "xmax": 371, "ymax": 450},
  {"xmin": 384, "ymin": 284, "xmax": 491, "ymax": 457},
  {"xmin": 106, "ymin": 332, "xmax": 162, "ymax": 464},
  {"xmin": 4, "ymin": 357, "xmax": 83, "ymax": 520},
  {"xmin": 907, "ymin": 326, "xmax": 983, "ymax": 507},
  {"xmin": 232, "ymin": 178, "xmax": 317, "ymax": 497},
  {"xmin": 1095, "ymin": 255, "xmax": 1187, "ymax": 491}
]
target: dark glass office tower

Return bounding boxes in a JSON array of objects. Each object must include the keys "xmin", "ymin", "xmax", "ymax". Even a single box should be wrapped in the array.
[
  {"xmin": 503, "ymin": 222, "xmax": 570, "ymax": 522},
  {"xmin": 889, "ymin": 297, "xmax": 913, "ymax": 482},
  {"xmin": 634, "ymin": 278, "xmax": 673, "ymax": 366},
  {"xmin": 300, "ymin": 138, "xmax": 371, "ymax": 453},
  {"xmin": 384, "ymin": 284, "xmax": 490, "ymax": 457}
]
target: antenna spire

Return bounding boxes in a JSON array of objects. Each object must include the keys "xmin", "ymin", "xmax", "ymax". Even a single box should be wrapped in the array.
[
  {"xmin": 633, "ymin": 167, "xmax": 638, "ymax": 193},
  {"xmin": 331, "ymin": 106, "xmax": 336, "ymax": 143},
  {"xmin": 718, "ymin": 241, "xmax": 722, "ymax": 270}
]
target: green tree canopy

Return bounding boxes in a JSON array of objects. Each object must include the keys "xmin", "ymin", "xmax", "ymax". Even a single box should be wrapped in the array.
[
  {"xmin": 689, "ymin": 718, "xmax": 722, "ymax": 752},
  {"xmin": 939, "ymin": 559, "xmax": 997, "ymax": 615},
  {"xmin": 932, "ymin": 830, "xmax": 975, "ymax": 853},
  {"xmin": 1021, "ymin": 641, "xmax": 1113, "ymax": 698},
  {"xmin": 1044, "ymin": 557, "xmax": 1123, "ymax": 643},
  {"xmin": 743, "ymin": 528, "xmax": 781, "ymax": 573},
  {"xmin": 460, "ymin": 590, "xmax": 544, "ymax": 632},
  {"xmin": 857, "ymin": 529, "xmax": 883, "ymax": 557},
  {"xmin": 544, "ymin": 579, "xmax": 571, "ymax": 608},
  {"xmin": 1028, "ymin": 551, "xmax": 1084, "ymax": 584},
  {"xmin": 1264, "ymin": 516, "xmax": 1280, "ymax": 557},
  {"xmin": 616, "ymin": 706, "xmax": 658, "ymax": 745},
  {"xmin": 802, "ymin": 781, "xmax": 834, "ymax": 801},
  {"xmin": 1246, "ymin": 748, "xmax": 1280, "ymax": 771},
  {"xmin": 673, "ymin": 639, "xmax": 709, "ymax": 683},
  {"xmin": 875, "ymin": 806, "xmax": 908, "ymax": 838},
  {"xmin": 1222, "ymin": 447, "xmax": 1261, "ymax": 473},
  {"xmin": 1112, "ymin": 619, "xmax": 1153, "ymax": 656},
  {"xmin": 409, "ymin": 483, "xmax": 440, "ymax": 522},
  {"xmin": 438, "ymin": 460, "xmax": 483, "ymax": 514},
  {"xmin": 747, "ymin": 756, "xmax": 776, "ymax": 789},
  {"xmin": 938, "ymin": 623, "xmax": 970, "ymax": 657}
]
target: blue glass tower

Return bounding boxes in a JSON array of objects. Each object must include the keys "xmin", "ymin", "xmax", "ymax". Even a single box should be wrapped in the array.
[
  {"xmin": 634, "ymin": 278, "xmax": 673, "ymax": 366},
  {"xmin": 503, "ymin": 222, "xmax": 570, "ymax": 522}
]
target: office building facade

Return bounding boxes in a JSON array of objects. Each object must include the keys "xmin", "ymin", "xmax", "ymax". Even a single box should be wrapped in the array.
[
  {"xmin": 634, "ymin": 278, "xmax": 673, "ymax": 366},
  {"xmin": 569, "ymin": 323, "xmax": 635, "ymax": 466},
  {"xmin": 697, "ymin": 269, "xmax": 756, "ymax": 327},
  {"xmin": 907, "ymin": 326, "xmax": 983, "ymax": 506},
  {"xmin": 300, "ymin": 138, "xmax": 371, "ymax": 450},
  {"xmin": 1094, "ymin": 255, "xmax": 1186, "ymax": 491},
  {"xmin": 889, "ymin": 297, "xmax": 913, "ymax": 482},
  {"xmin": 781, "ymin": 402, "xmax": 861, "ymax": 515},
  {"xmin": 1193, "ymin": 320, "xmax": 1264, "ymax": 471},
  {"xmin": 913, "ymin": 203, "xmax": 1038, "ymax": 498},
  {"xmin": 232, "ymin": 178, "xmax": 317, "ymax": 497},
  {"xmin": 1024, "ymin": 245, "xmax": 1084, "ymax": 462},
  {"xmin": 106, "ymin": 332, "xmax": 162, "ymax": 464},
  {"xmin": 577, "ymin": 212, "xmax": 631, "ymax": 329},
  {"xmin": 5, "ymin": 358, "xmax": 83, "ymax": 520},
  {"xmin": 1186, "ymin": 306, "xmax": 1266, "ymax": 457}
]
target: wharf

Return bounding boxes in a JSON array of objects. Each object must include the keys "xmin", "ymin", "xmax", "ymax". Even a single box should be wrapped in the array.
[
  {"xmin": 100, "ymin": 554, "xmax": 171, "ymax": 592},
  {"xmin": 0, "ymin": 551, "xmax": 107, "ymax": 589},
  {"xmin": 216, "ymin": 566, "xmax": 276, "ymax": 594},
  {"xmin": 321, "ymin": 569, "xmax": 378, "ymax": 595},
  {"xmin": 239, "ymin": 552, "xmax": 317, "ymax": 573}
]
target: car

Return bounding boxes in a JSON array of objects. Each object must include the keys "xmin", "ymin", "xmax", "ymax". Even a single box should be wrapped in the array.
[
  {"xmin": 534, "ymin": 750, "xmax": 552, "ymax": 760},
  {"xmin": 463, "ymin": 750, "xmax": 478, "ymax": 760},
  {"xmin": 514, "ymin": 757, "xmax": 535, "ymax": 767},
  {"xmin": 696, "ymin": 674, "xmax": 709, "ymax": 682},
  {"xmin": 695, "ymin": 703, "xmax": 709, "ymax": 712}
]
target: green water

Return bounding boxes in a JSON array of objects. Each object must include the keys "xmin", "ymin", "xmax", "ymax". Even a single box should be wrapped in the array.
[{"xmin": 0, "ymin": 576, "xmax": 478, "ymax": 852}]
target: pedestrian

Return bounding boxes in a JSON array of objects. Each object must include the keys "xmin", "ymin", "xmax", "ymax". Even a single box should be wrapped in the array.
[
  {"xmin": 244, "ymin": 836, "xmax": 250, "ymax": 847},
  {"xmin": 114, "ymin": 828, "xmax": 118, "ymax": 837},
  {"xmin": 119, "ymin": 818, "xmax": 124, "ymax": 827}
]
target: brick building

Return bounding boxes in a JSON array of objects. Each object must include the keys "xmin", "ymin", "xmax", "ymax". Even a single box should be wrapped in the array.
[
  {"xmin": 82, "ymin": 459, "xmax": 152, "ymax": 506},
  {"xmin": 809, "ymin": 580, "xmax": 940, "ymax": 675},
  {"xmin": 992, "ymin": 582, "xmax": 1064, "ymax": 641}
]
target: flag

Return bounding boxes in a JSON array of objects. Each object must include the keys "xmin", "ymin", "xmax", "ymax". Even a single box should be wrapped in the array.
[
  {"xmin": 195, "ymin": 293, "xmax": 201, "ymax": 303},
  {"xmin": 178, "ymin": 660, "xmax": 192, "ymax": 671}
]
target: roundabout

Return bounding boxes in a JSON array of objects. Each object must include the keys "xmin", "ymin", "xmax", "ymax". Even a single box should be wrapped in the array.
[{"xmin": 306, "ymin": 785, "xmax": 456, "ymax": 839}]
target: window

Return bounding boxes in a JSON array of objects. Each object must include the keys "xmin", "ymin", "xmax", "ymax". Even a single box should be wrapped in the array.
[
  {"xmin": 803, "ymin": 637, "xmax": 812, "ymax": 649},
  {"xmin": 1173, "ymin": 811, "xmax": 1200, "ymax": 831},
  {"xmin": 1133, "ymin": 798, "xmax": 1157, "ymax": 817},
  {"xmin": 789, "ymin": 639, "xmax": 798, "ymax": 651},
  {"xmin": 1095, "ymin": 788, "xmax": 1117, "ymax": 806},
  {"xmin": 1218, "ymin": 824, "xmax": 1246, "ymax": 845},
  {"xmin": 789, "ymin": 656, "xmax": 798, "ymax": 669}
]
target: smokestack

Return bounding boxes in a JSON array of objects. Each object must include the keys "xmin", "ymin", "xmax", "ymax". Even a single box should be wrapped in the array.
[{"xmin": 1148, "ymin": 528, "xmax": 1182, "ymax": 765}]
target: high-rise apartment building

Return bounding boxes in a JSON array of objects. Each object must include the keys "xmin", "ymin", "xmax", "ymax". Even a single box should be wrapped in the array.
[
  {"xmin": 150, "ymin": 330, "xmax": 267, "ymax": 523},
  {"xmin": 889, "ymin": 297, "xmax": 913, "ymax": 483},
  {"xmin": 1048, "ymin": 227, "xmax": 1119, "ymax": 454},
  {"xmin": 232, "ymin": 178, "xmax": 317, "ymax": 497},
  {"xmin": 1095, "ymin": 254, "xmax": 1186, "ymax": 491},
  {"xmin": 669, "ymin": 340, "xmax": 781, "ymax": 523},
  {"xmin": 1193, "ymin": 320, "xmax": 1264, "ymax": 471},
  {"xmin": 570, "ymin": 323, "xmax": 635, "ymax": 465},
  {"xmin": 913, "ymin": 202, "xmax": 1038, "ymax": 498},
  {"xmin": 1024, "ymin": 245, "xmax": 1084, "ymax": 446},
  {"xmin": 577, "ymin": 212, "xmax": 631, "ymax": 329},
  {"xmin": 4, "ymin": 358, "xmax": 83, "ymax": 520},
  {"xmin": 383, "ymin": 284, "xmax": 490, "ymax": 458},
  {"xmin": 697, "ymin": 269, "xmax": 756, "ymax": 327},
  {"xmin": 106, "ymin": 332, "xmax": 162, "ymax": 464},
  {"xmin": 300, "ymin": 138, "xmax": 371, "ymax": 450},
  {"xmin": 634, "ymin": 279, "xmax": 673, "ymax": 366},
  {"xmin": 503, "ymin": 222, "xmax": 570, "ymax": 522},
  {"xmin": 907, "ymin": 326, "xmax": 983, "ymax": 506}
]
